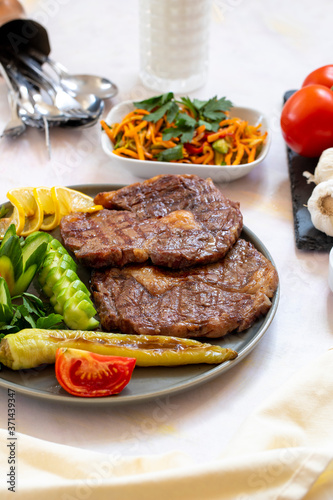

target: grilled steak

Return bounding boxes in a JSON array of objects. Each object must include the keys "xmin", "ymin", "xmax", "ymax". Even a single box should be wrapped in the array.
[
  {"xmin": 91, "ymin": 239, "xmax": 278, "ymax": 338},
  {"xmin": 60, "ymin": 175, "xmax": 243, "ymax": 269}
]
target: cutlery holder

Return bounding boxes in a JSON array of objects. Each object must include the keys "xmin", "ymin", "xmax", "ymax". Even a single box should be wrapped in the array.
[{"xmin": 0, "ymin": 18, "xmax": 50, "ymax": 60}]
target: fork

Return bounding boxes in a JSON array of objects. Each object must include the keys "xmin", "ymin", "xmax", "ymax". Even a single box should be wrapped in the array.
[
  {"xmin": 17, "ymin": 54, "xmax": 89, "ymax": 117},
  {"xmin": 0, "ymin": 62, "xmax": 26, "ymax": 138},
  {"xmin": 1, "ymin": 90, "xmax": 26, "ymax": 138}
]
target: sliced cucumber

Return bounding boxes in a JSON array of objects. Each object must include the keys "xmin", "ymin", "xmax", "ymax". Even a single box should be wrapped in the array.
[
  {"xmin": 0, "ymin": 255, "xmax": 15, "ymax": 294},
  {"xmin": 0, "ymin": 227, "xmax": 51, "ymax": 297},
  {"xmin": 24, "ymin": 231, "xmax": 52, "ymax": 245},
  {"xmin": 0, "ymin": 277, "xmax": 13, "ymax": 325},
  {"xmin": 48, "ymin": 239, "xmax": 63, "ymax": 251},
  {"xmin": 37, "ymin": 237, "xmax": 98, "ymax": 330},
  {"xmin": 0, "ymin": 234, "xmax": 23, "ymax": 281},
  {"xmin": 12, "ymin": 264, "xmax": 38, "ymax": 297},
  {"xmin": 51, "ymin": 279, "xmax": 92, "ymax": 313},
  {"xmin": 21, "ymin": 232, "xmax": 50, "ymax": 271},
  {"xmin": 38, "ymin": 253, "xmax": 76, "ymax": 287},
  {"xmin": 43, "ymin": 265, "xmax": 69, "ymax": 297},
  {"xmin": 51, "ymin": 269, "xmax": 89, "ymax": 301},
  {"xmin": 63, "ymin": 291, "xmax": 99, "ymax": 330},
  {"xmin": 0, "ymin": 224, "xmax": 16, "ymax": 249}
]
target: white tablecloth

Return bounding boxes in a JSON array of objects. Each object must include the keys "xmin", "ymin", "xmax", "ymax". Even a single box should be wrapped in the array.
[{"xmin": 1, "ymin": 0, "xmax": 333, "ymax": 487}]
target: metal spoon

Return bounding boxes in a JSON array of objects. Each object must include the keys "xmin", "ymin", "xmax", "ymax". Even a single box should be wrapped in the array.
[
  {"xmin": 18, "ymin": 55, "xmax": 86, "ymax": 114},
  {"xmin": 7, "ymin": 66, "xmax": 64, "ymax": 121},
  {"xmin": 47, "ymin": 58, "xmax": 118, "ymax": 100},
  {"xmin": 21, "ymin": 62, "xmax": 104, "ymax": 121},
  {"xmin": 29, "ymin": 86, "xmax": 67, "ymax": 120},
  {"xmin": 17, "ymin": 54, "xmax": 103, "ymax": 119},
  {"xmin": 29, "ymin": 50, "xmax": 118, "ymax": 99}
]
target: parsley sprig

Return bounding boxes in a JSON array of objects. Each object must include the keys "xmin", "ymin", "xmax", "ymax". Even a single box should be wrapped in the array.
[
  {"xmin": 0, "ymin": 292, "xmax": 64, "ymax": 339},
  {"xmin": 133, "ymin": 93, "xmax": 233, "ymax": 146}
]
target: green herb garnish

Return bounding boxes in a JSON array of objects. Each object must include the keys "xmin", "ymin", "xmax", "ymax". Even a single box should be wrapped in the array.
[
  {"xmin": 0, "ymin": 290, "xmax": 64, "ymax": 335},
  {"xmin": 157, "ymin": 144, "xmax": 184, "ymax": 162},
  {"xmin": 133, "ymin": 93, "xmax": 174, "ymax": 113},
  {"xmin": 134, "ymin": 93, "xmax": 233, "ymax": 149}
]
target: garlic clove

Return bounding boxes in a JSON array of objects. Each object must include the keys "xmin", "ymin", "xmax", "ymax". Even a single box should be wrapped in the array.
[
  {"xmin": 307, "ymin": 179, "xmax": 333, "ymax": 236},
  {"xmin": 303, "ymin": 147, "xmax": 333, "ymax": 185}
]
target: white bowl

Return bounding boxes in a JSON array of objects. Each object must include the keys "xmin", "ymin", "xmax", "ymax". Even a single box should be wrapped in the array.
[{"xmin": 101, "ymin": 101, "xmax": 271, "ymax": 182}]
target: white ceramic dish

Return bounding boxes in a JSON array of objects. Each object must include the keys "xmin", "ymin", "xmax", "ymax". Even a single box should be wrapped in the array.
[
  {"xmin": 101, "ymin": 101, "xmax": 271, "ymax": 182},
  {"xmin": 329, "ymin": 247, "xmax": 333, "ymax": 292}
]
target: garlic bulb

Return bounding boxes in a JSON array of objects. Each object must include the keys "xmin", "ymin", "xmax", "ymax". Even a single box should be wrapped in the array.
[
  {"xmin": 307, "ymin": 180, "xmax": 333, "ymax": 236},
  {"xmin": 303, "ymin": 148, "xmax": 333, "ymax": 185}
]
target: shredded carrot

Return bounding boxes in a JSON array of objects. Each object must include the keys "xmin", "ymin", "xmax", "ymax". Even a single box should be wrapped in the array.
[
  {"xmin": 235, "ymin": 121, "xmax": 247, "ymax": 141},
  {"xmin": 128, "ymin": 123, "xmax": 145, "ymax": 161},
  {"xmin": 248, "ymin": 146, "xmax": 257, "ymax": 163},
  {"xmin": 192, "ymin": 155, "xmax": 206, "ymax": 164},
  {"xmin": 207, "ymin": 125, "xmax": 236, "ymax": 143},
  {"xmin": 125, "ymin": 120, "xmax": 148, "ymax": 137},
  {"xmin": 113, "ymin": 148, "xmax": 139, "ymax": 159},
  {"xmin": 101, "ymin": 120, "xmax": 114, "ymax": 141},
  {"xmin": 112, "ymin": 114, "xmax": 148, "ymax": 138},
  {"xmin": 232, "ymin": 144, "xmax": 245, "ymax": 165},
  {"xmin": 218, "ymin": 118, "xmax": 240, "ymax": 127},
  {"xmin": 243, "ymin": 145, "xmax": 251, "ymax": 157},
  {"xmin": 225, "ymin": 151, "xmax": 233, "ymax": 165},
  {"xmin": 202, "ymin": 144, "xmax": 214, "ymax": 165},
  {"xmin": 196, "ymin": 124, "xmax": 206, "ymax": 135},
  {"xmin": 154, "ymin": 140, "xmax": 178, "ymax": 148},
  {"xmin": 155, "ymin": 118, "xmax": 164, "ymax": 134}
]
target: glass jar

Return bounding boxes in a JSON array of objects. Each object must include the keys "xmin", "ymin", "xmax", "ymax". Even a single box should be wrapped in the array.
[{"xmin": 139, "ymin": 0, "xmax": 211, "ymax": 94}]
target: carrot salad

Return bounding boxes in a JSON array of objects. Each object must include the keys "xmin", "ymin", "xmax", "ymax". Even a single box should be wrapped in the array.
[{"xmin": 101, "ymin": 94, "xmax": 267, "ymax": 166}]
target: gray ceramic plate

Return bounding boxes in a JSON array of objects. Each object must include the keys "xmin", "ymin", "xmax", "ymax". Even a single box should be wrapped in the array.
[{"xmin": 0, "ymin": 184, "xmax": 279, "ymax": 405}]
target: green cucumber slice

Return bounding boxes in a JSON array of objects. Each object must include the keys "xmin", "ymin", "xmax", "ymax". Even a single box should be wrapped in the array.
[
  {"xmin": 36, "ymin": 237, "xmax": 98, "ymax": 330},
  {"xmin": 11, "ymin": 264, "xmax": 38, "ymax": 297},
  {"xmin": 0, "ymin": 277, "xmax": 13, "ymax": 324},
  {"xmin": 38, "ymin": 253, "xmax": 76, "ymax": 288},
  {"xmin": 0, "ymin": 255, "xmax": 16, "ymax": 294},
  {"xmin": 53, "ymin": 270, "xmax": 90, "ymax": 297},
  {"xmin": 24, "ymin": 231, "xmax": 52, "ymax": 245},
  {"xmin": 0, "ymin": 224, "xmax": 17, "ymax": 249},
  {"xmin": 21, "ymin": 232, "xmax": 50, "ymax": 271},
  {"xmin": 51, "ymin": 278, "xmax": 91, "ymax": 314},
  {"xmin": 63, "ymin": 292, "xmax": 99, "ymax": 330},
  {"xmin": 0, "ymin": 234, "xmax": 23, "ymax": 281},
  {"xmin": 49, "ymin": 239, "xmax": 63, "ymax": 251},
  {"xmin": 43, "ymin": 266, "xmax": 67, "ymax": 297}
]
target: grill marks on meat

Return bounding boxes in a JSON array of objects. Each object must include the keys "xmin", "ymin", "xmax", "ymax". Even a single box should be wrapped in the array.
[
  {"xmin": 94, "ymin": 174, "xmax": 236, "ymax": 217},
  {"xmin": 60, "ymin": 175, "xmax": 243, "ymax": 269},
  {"xmin": 91, "ymin": 239, "xmax": 279, "ymax": 338}
]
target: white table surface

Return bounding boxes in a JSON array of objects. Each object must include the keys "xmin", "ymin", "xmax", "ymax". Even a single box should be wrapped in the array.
[{"xmin": 0, "ymin": 0, "xmax": 333, "ymax": 465}]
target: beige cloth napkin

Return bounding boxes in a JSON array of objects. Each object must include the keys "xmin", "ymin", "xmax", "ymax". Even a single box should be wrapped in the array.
[{"xmin": 1, "ymin": 349, "xmax": 333, "ymax": 500}]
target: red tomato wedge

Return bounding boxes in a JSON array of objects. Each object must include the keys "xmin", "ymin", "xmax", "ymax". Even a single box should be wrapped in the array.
[{"xmin": 55, "ymin": 348, "xmax": 136, "ymax": 397}]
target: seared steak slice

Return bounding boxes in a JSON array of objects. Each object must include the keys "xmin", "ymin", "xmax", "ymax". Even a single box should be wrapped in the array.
[
  {"xmin": 60, "ymin": 175, "xmax": 243, "ymax": 269},
  {"xmin": 91, "ymin": 239, "xmax": 278, "ymax": 338}
]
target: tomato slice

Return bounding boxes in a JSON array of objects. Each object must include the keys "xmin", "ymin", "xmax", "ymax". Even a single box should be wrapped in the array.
[{"xmin": 55, "ymin": 348, "xmax": 136, "ymax": 397}]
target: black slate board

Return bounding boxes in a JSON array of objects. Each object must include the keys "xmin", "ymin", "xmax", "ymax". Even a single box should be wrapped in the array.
[{"xmin": 284, "ymin": 90, "xmax": 333, "ymax": 251}]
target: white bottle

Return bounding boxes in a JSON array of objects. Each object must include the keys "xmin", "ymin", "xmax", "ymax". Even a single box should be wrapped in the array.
[{"xmin": 139, "ymin": 0, "xmax": 211, "ymax": 93}]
